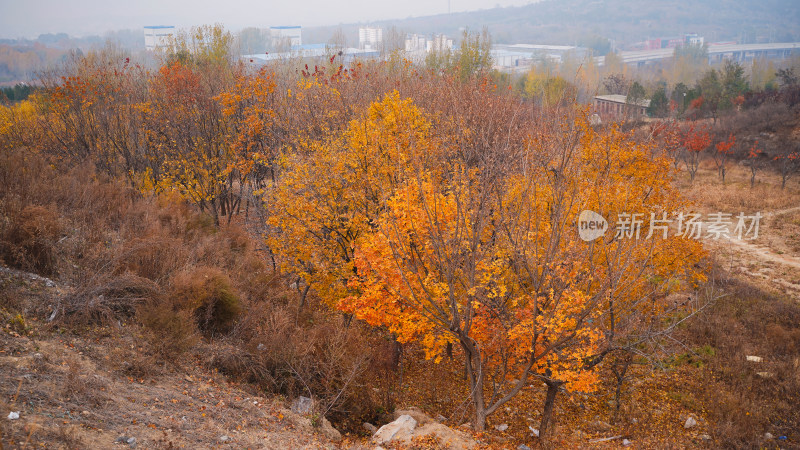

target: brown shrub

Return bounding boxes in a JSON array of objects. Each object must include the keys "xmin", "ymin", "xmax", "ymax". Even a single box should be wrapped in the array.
[
  {"xmin": 138, "ymin": 300, "xmax": 199, "ymax": 363},
  {"xmin": 170, "ymin": 267, "xmax": 242, "ymax": 336},
  {"xmin": 206, "ymin": 299, "xmax": 378, "ymax": 432},
  {"xmin": 0, "ymin": 205, "xmax": 61, "ymax": 276},
  {"xmin": 114, "ymin": 237, "xmax": 189, "ymax": 282},
  {"xmin": 56, "ymin": 273, "xmax": 160, "ymax": 325}
]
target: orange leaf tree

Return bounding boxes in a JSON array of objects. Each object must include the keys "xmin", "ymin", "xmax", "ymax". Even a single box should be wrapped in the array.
[
  {"xmin": 682, "ymin": 123, "xmax": 711, "ymax": 181},
  {"xmin": 339, "ymin": 109, "xmax": 705, "ymax": 433}
]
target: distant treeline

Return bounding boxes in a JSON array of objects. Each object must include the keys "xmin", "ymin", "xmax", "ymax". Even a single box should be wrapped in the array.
[
  {"xmin": 0, "ymin": 83, "xmax": 34, "ymax": 102},
  {"xmin": 0, "ymin": 30, "xmax": 144, "ymax": 84}
]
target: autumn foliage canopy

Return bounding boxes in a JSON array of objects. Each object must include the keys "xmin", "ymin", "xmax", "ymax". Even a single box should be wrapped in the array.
[{"xmin": 0, "ymin": 28, "xmax": 706, "ymax": 431}]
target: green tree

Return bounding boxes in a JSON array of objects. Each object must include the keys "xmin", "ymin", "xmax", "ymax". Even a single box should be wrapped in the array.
[
  {"xmin": 627, "ymin": 81, "xmax": 646, "ymax": 103},
  {"xmin": 719, "ymin": 60, "xmax": 748, "ymax": 109},
  {"xmin": 452, "ymin": 28, "xmax": 493, "ymax": 81},
  {"xmin": 647, "ymin": 86, "xmax": 669, "ymax": 117},
  {"xmin": 697, "ymin": 68, "xmax": 723, "ymax": 121}
]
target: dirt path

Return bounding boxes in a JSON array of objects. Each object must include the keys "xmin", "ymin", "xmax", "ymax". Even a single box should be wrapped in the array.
[
  {"xmin": 764, "ymin": 205, "xmax": 800, "ymax": 218},
  {"xmin": 709, "ymin": 205, "xmax": 800, "ymax": 293},
  {"xmin": 719, "ymin": 237, "xmax": 800, "ymax": 270},
  {"xmin": 708, "ymin": 206, "xmax": 800, "ymax": 269}
]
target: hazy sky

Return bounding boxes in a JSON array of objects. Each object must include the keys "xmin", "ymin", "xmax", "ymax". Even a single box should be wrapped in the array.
[{"xmin": 0, "ymin": 0, "xmax": 536, "ymax": 39}]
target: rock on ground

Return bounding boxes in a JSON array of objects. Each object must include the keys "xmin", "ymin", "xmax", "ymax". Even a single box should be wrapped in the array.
[
  {"xmin": 373, "ymin": 415, "xmax": 418, "ymax": 445},
  {"xmin": 393, "ymin": 406, "xmax": 434, "ymax": 425},
  {"xmin": 373, "ymin": 412, "xmax": 477, "ymax": 449}
]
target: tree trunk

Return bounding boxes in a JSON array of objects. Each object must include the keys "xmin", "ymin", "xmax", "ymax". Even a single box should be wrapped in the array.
[
  {"xmin": 612, "ymin": 353, "xmax": 632, "ymax": 422},
  {"xmin": 539, "ymin": 379, "xmax": 564, "ymax": 445},
  {"xmin": 462, "ymin": 340, "xmax": 487, "ymax": 431},
  {"xmin": 298, "ymin": 284, "xmax": 310, "ymax": 310}
]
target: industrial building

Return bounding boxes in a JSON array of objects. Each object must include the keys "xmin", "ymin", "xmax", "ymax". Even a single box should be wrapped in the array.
[
  {"xmin": 592, "ymin": 95, "xmax": 650, "ymax": 121},
  {"xmin": 143, "ymin": 25, "xmax": 175, "ymax": 51}
]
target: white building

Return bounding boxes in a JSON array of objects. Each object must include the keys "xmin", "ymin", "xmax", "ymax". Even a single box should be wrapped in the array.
[
  {"xmin": 144, "ymin": 25, "xmax": 175, "ymax": 51},
  {"xmin": 270, "ymin": 26, "xmax": 302, "ymax": 49},
  {"xmin": 405, "ymin": 34, "xmax": 427, "ymax": 53},
  {"xmin": 404, "ymin": 33, "xmax": 453, "ymax": 60},
  {"xmin": 427, "ymin": 34, "xmax": 453, "ymax": 53},
  {"xmin": 359, "ymin": 27, "xmax": 383, "ymax": 51}
]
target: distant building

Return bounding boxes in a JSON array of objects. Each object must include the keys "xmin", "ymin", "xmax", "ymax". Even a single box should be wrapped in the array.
[
  {"xmin": 359, "ymin": 27, "xmax": 383, "ymax": 51},
  {"xmin": 405, "ymin": 34, "xmax": 427, "ymax": 53},
  {"xmin": 427, "ymin": 34, "xmax": 453, "ymax": 53},
  {"xmin": 403, "ymin": 33, "xmax": 453, "ymax": 60},
  {"xmin": 685, "ymin": 33, "xmax": 705, "ymax": 46},
  {"xmin": 491, "ymin": 44, "xmax": 584, "ymax": 72},
  {"xmin": 592, "ymin": 94, "xmax": 650, "ymax": 120},
  {"xmin": 144, "ymin": 25, "xmax": 175, "ymax": 51},
  {"xmin": 270, "ymin": 26, "xmax": 302, "ymax": 49}
]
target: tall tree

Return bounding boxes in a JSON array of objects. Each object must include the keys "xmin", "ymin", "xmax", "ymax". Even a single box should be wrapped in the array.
[
  {"xmin": 340, "ymin": 101, "xmax": 705, "ymax": 433},
  {"xmin": 647, "ymin": 86, "xmax": 669, "ymax": 118}
]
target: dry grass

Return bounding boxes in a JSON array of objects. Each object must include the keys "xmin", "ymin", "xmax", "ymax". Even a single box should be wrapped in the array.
[
  {"xmin": 0, "ymin": 147, "xmax": 387, "ymax": 437},
  {"xmin": 0, "ymin": 205, "xmax": 61, "ymax": 277},
  {"xmin": 681, "ymin": 162, "xmax": 800, "ymax": 214},
  {"xmin": 677, "ymin": 274, "xmax": 800, "ymax": 447}
]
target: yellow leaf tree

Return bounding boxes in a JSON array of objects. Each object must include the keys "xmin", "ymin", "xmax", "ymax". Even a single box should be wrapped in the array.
[
  {"xmin": 339, "ymin": 111, "xmax": 705, "ymax": 433},
  {"xmin": 266, "ymin": 91, "xmax": 441, "ymax": 307}
]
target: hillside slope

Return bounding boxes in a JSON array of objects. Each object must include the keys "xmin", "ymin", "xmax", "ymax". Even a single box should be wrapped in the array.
[{"xmin": 305, "ymin": 0, "xmax": 800, "ymax": 48}]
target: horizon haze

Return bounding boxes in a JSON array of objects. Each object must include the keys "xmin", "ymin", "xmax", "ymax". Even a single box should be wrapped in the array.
[{"xmin": 0, "ymin": 0, "xmax": 538, "ymax": 39}]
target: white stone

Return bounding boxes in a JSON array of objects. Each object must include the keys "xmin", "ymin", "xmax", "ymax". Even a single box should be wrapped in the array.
[
  {"xmin": 7, "ymin": 411, "xmax": 20, "ymax": 420},
  {"xmin": 373, "ymin": 415, "xmax": 417, "ymax": 445},
  {"xmin": 495, "ymin": 423, "xmax": 509, "ymax": 432},
  {"xmin": 393, "ymin": 407, "xmax": 433, "ymax": 425},
  {"xmin": 684, "ymin": 416, "xmax": 697, "ymax": 429},
  {"xmin": 746, "ymin": 355, "xmax": 763, "ymax": 362}
]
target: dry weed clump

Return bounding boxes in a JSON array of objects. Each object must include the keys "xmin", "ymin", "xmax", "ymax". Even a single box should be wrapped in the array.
[
  {"xmin": 56, "ymin": 273, "xmax": 160, "ymax": 326},
  {"xmin": 0, "ymin": 205, "xmax": 61, "ymax": 277},
  {"xmin": 138, "ymin": 300, "xmax": 200, "ymax": 365},
  {"xmin": 169, "ymin": 267, "xmax": 242, "ymax": 336},
  {"xmin": 204, "ymin": 299, "xmax": 380, "ymax": 432}
]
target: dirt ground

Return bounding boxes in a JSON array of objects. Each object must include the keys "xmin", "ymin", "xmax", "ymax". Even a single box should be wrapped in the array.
[
  {"xmin": 0, "ymin": 270, "xmax": 345, "ymax": 449},
  {"xmin": 682, "ymin": 162, "xmax": 800, "ymax": 300}
]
